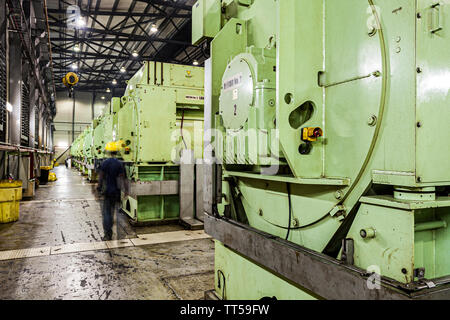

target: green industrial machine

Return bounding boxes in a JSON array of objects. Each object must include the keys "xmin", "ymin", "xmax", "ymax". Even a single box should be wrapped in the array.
[
  {"xmin": 92, "ymin": 115, "xmax": 106, "ymax": 161},
  {"xmin": 71, "ymin": 128, "xmax": 87, "ymax": 171},
  {"xmin": 103, "ymin": 98, "xmax": 121, "ymax": 152},
  {"xmin": 82, "ymin": 125, "xmax": 94, "ymax": 176},
  {"xmin": 117, "ymin": 61, "xmax": 204, "ymax": 225},
  {"xmin": 89, "ymin": 98, "xmax": 121, "ymax": 179},
  {"xmin": 194, "ymin": 0, "xmax": 450, "ymax": 299},
  {"xmin": 86, "ymin": 118, "xmax": 104, "ymax": 181}
]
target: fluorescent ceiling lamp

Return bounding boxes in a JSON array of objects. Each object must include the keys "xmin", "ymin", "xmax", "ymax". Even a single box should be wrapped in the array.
[{"xmin": 76, "ymin": 18, "xmax": 85, "ymax": 28}]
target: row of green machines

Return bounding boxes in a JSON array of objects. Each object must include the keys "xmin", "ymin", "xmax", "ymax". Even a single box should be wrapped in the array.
[
  {"xmin": 71, "ymin": 62, "xmax": 205, "ymax": 227},
  {"xmin": 193, "ymin": 0, "xmax": 450, "ymax": 300}
]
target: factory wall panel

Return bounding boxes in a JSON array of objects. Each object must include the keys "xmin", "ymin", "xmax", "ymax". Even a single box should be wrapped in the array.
[{"xmin": 54, "ymin": 91, "xmax": 109, "ymax": 160}]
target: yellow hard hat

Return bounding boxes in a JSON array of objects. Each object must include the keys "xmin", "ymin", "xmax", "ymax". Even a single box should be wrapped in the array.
[{"xmin": 105, "ymin": 141, "xmax": 120, "ymax": 152}]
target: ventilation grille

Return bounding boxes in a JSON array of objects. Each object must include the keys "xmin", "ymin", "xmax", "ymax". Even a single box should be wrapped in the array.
[
  {"xmin": 21, "ymin": 80, "xmax": 30, "ymax": 145},
  {"xmin": 0, "ymin": 42, "xmax": 6, "ymax": 142},
  {"xmin": 35, "ymin": 106, "xmax": 39, "ymax": 147}
]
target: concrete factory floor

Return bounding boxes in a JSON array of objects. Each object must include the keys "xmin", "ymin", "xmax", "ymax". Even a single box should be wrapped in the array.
[{"xmin": 0, "ymin": 166, "xmax": 214, "ymax": 300}]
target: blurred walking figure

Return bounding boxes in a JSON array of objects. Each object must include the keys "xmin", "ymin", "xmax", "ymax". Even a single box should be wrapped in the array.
[{"xmin": 97, "ymin": 141, "xmax": 128, "ymax": 241}]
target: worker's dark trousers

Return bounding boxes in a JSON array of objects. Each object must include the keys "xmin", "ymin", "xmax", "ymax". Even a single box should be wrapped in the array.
[{"xmin": 102, "ymin": 195, "xmax": 119, "ymax": 238}]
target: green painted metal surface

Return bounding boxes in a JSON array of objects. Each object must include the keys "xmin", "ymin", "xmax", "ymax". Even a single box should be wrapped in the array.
[
  {"xmin": 71, "ymin": 97, "xmax": 121, "ymax": 180},
  {"xmin": 121, "ymin": 165, "xmax": 181, "ymax": 222},
  {"xmin": 196, "ymin": 0, "xmax": 450, "ymax": 299},
  {"xmin": 192, "ymin": 0, "xmax": 222, "ymax": 45},
  {"xmin": 214, "ymin": 241, "xmax": 318, "ymax": 300},
  {"xmin": 93, "ymin": 115, "xmax": 106, "ymax": 159}
]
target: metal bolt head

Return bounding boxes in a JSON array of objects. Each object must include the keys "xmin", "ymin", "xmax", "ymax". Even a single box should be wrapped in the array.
[
  {"xmin": 335, "ymin": 190, "xmax": 343, "ymax": 200},
  {"xmin": 372, "ymin": 71, "xmax": 381, "ymax": 77},
  {"xmin": 360, "ymin": 228, "xmax": 376, "ymax": 239},
  {"xmin": 367, "ymin": 115, "xmax": 377, "ymax": 127},
  {"xmin": 368, "ymin": 27, "xmax": 377, "ymax": 37}
]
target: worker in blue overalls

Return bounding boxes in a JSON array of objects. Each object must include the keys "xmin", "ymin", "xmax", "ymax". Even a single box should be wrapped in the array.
[{"xmin": 97, "ymin": 141, "xmax": 128, "ymax": 241}]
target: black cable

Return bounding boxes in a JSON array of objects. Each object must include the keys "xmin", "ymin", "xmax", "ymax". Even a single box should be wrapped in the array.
[
  {"xmin": 285, "ymin": 183, "xmax": 292, "ymax": 240},
  {"xmin": 180, "ymin": 110, "xmax": 187, "ymax": 149},
  {"xmin": 217, "ymin": 270, "xmax": 226, "ymax": 300},
  {"xmin": 276, "ymin": 211, "xmax": 330, "ymax": 231}
]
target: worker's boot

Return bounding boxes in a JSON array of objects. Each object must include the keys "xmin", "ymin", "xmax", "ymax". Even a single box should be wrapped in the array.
[{"xmin": 101, "ymin": 233, "xmax": 112, "ymax": 241}]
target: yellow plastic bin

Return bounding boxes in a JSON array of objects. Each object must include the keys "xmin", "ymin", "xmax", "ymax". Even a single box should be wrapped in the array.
[{"xmin": 0, "ymin": 180, "xmax": 22, "ymax": 223}]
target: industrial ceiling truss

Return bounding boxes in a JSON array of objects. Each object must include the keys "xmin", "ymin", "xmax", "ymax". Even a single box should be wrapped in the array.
[{"xmin": 47, "ymin": 0, "xmax": 209, "ymax": 95}]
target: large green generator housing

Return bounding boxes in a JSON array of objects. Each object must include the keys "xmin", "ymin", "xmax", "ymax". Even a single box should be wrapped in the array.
[
  {"xmin": 70, "ymin": 97, "xmax": 121, "ymax": 179},
  {"xmin": 196, "ymin": 0, "xmax": 450, "ymax": 300},
  {"xmin": 117, "ymin": 61, "xmax": 204, "ymax": 224},
  {"xmin": 90, "ymin": 98, "xmax": 120, "ymax": 178},
  {"xmin": 71, "ymin": 128, "xmax": 88, "ymax": 172},
  {"xmin": 93, "ymin": 115, "xmax": 106, "ymax": 160},
  {"xmin": 82, "ymin": 125, "xmax": 94, "ymax": 177}
]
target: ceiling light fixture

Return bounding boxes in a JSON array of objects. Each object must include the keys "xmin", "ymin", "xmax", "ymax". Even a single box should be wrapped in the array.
[
  {"xmin": 73, "ymin": 44, "xmax": 80, "ymax": 52},
  {"xmin": 6, "ymin": 102, "xmax": 13, "ymax": 112},
  {"xmin": 106, "ymin": 88, "xmax": 111, "ymax": 93},
  {"xmin": 132, "ymin": 50, "xmax": 139, "ymax": 57},
  {"xmin": 71, "ymin": 63, "xmax": 78, "ymax": 70},
  {"xmin": 193, "ymin": 60, "xmax": 199, "ymax": 66},
  {"xmin": 150, "ymin": 24, "xmax": 158, "ymax": 33},
  {"xmin": 101, "ymin": 96, "xmax": 105, "ymax": 100},
  {"xmin": 120, "ymin": 66, "xmax": 126, "ymax": 73},
  {"xmin": 112, "ymin": 79, "xmax": 117, "ymax": 85},
  {"xmin": 76, "ymin": 18, "xmax": 85, "ymax": 28}
]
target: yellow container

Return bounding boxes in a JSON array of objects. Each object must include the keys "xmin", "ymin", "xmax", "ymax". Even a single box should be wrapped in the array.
[
  {"xmin": 48, "ymin": 172, "xmax": 57, "ymax": 182},
  {"xmin": 0, "ymin": 180, "xmax": 22, "ymax": 223}
]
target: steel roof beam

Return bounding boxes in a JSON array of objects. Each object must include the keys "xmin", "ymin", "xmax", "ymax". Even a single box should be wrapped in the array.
[
  {"xmin": 48, "ymin": 24, "xmax": 197, "ymax": 47},
  {"xmin": 135, "ymin": 0, "xmax": 192, "ymax": 11},
  {"xmin": 47, "ymin": 9, "xmax": 190, "ymax": 18}
]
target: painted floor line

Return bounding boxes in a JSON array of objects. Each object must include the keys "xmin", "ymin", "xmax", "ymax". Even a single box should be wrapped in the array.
[
  {"xmin": 21, "ymin": 198, "xmax": 101, "ymax": 204},
  {"xmin": 0, "ymin": 230, "xmax": 211, "ymax": 262},
  {"xmin": 39, "ymin": 183, "xmax": 93, "ymax": 187}
]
